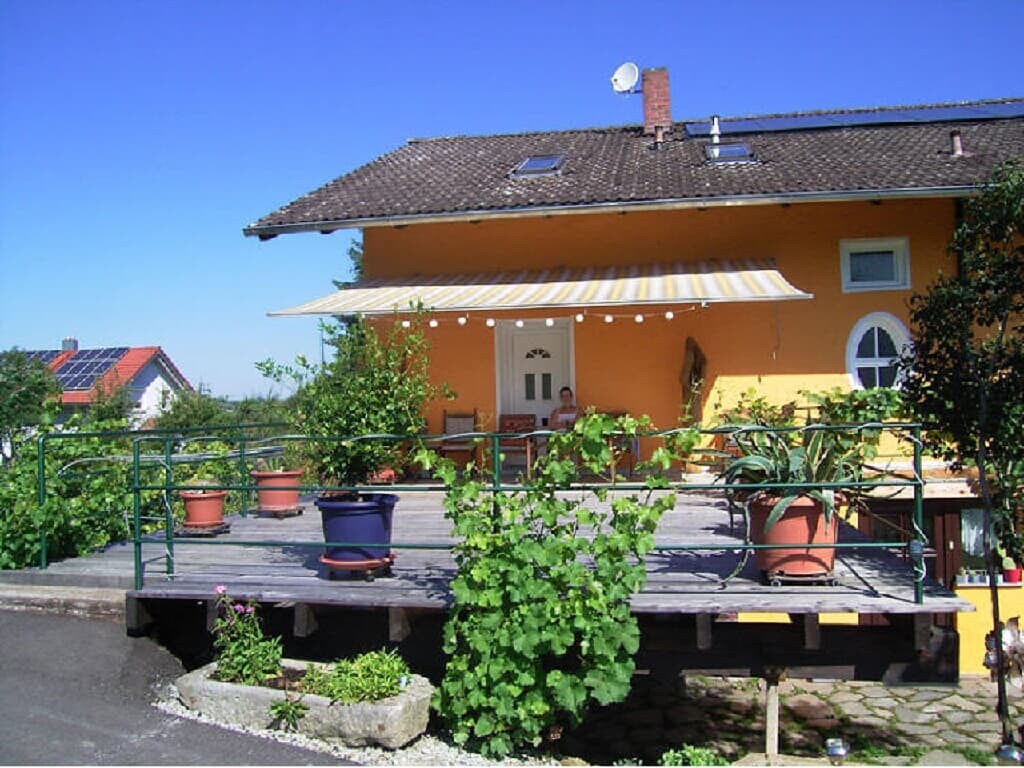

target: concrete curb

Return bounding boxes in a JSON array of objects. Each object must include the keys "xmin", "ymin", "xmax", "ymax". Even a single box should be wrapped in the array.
[{"xmin": 0, "ymin": 584, "xmax": 125, "ymax": 620}]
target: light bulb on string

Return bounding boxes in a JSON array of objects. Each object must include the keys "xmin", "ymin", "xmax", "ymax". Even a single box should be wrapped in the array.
[
  {"xmin": 457, "ymin": 316, "xmax": 467, "ymax": 326},
  {"xmin": 575, "ymin": 313, "xmax": 585, "ymax": 323},
  {"xmin": 634, "ymin": 314, "xmax": 644, "ymax": 323},
  {"xmin": 665, "ymin": 311, "xmax": 674, "ymax": 320},
  {"xmin": 515, "ymin": 320, "xmax": 525, "ymax": 328},
  {"xmin": 604, "ymin": 315, "xmax": 614, "ymax": 324},
  {"xmin": 545, "ymin": 318, "xmax": 554, "ymax": 327},
  {"xmin": 400, "ymin": 320, "xmax": 411, "ymax": 329},
  {"xmin": 428, "ymin": 319, "xmax": 439, "ymax": 328},
  {"xmin": 486, "ymin": 318, "xmax": 495, "ymax": 327}
]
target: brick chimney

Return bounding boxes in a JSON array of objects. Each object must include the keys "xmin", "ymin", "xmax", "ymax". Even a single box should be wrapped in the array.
[
  {"xmin": 62, "ymin": 336, "xmax": 78, "ymax": 352},
  {"xmin": 642, "ymin": 67, "xmax": 671, "ymax": 136}
]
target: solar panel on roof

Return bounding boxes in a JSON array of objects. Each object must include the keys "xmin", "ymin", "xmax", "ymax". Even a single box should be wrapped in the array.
[
  {"xmin": 24, "ymin": 350, "xmax": 59, "ymax": 364},
  {"xmin": 54, "ymin": 347, "xmax": 128, "ymax": 390},
  {"xmin": 684, "ymin": 101, "xmax": 1024, "ymax": 137}
]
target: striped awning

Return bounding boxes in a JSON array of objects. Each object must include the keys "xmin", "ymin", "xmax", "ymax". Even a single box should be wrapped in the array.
[{"xmin": 269, "ymin": 259, "xmax": 812, "ymax": 317}]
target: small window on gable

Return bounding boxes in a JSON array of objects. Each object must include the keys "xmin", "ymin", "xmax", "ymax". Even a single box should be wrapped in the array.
[
  {"xmin": 705, "ymin": 142, "xmax": 755, "ymax": 163},
  {"xmin": 846, "ymin": 312, "xmax": 910, "ymax": 390},
  {"xmin": 510, "ymin": 155, "xmax": 565, "ymax": 178},
  {"xmin": 840, "ymin": 237, "xmax": 910, "ymax": 292}
]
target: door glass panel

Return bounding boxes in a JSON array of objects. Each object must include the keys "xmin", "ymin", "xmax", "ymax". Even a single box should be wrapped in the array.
[
  {"xmin": 541, "ymin": 373, "xmax": 552, "ymax": 401},
  {"xmin": 525, "ymin": 374, "xmax": 535, "ymax": 401},
  {"xmin": 857, "ymin": 366, "xmax": 877, "ymax": 388}
]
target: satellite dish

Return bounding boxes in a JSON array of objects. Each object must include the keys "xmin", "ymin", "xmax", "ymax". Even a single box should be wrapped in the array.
[{"xmin": 610, "ymin": 62, "xmax": 640, "ymax": 94}]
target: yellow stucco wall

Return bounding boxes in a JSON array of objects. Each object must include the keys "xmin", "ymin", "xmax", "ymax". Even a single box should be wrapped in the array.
[
  {"xmin": 364, "ymin": 197, "xmax": 956, "ymax": 433},
  {"xmin": 956, "ymin": 584, "xmax": 1024, "ymax": 675}
]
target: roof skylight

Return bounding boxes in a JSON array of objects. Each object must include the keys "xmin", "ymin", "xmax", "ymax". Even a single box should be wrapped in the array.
[
  {"xmin": 705, "ymin": 142, "xmax": 756, "ymax": 163},
  {"xmin": 510, "ymin": 154, "xmax": 565, "ymax": 177}
]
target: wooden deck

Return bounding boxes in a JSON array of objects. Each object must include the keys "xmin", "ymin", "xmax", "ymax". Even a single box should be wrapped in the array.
[{"xmin": 0, "ymin": 491, "xmax": 972, "ymax": 617}]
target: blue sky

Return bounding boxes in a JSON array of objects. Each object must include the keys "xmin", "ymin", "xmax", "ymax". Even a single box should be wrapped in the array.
[{"xmin": 1, "ymin": 0, "xmax": 1021, "ymax": 399}]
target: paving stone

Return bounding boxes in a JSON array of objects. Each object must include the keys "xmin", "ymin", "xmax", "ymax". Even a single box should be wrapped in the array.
[
  {"xmin": 908, "ymin": 689, "xmax": 952, "ymax": 703},
  {"xmin": 940, "ymin": 710, "xmax": 979, "ymax": 725},
  {"xmin": 895, "ymin": 709, "xmax": 934, "ymax": 725},
  {"xmin": 920, "ymin": 702, "xmax": 954, "ymax": 714},
  {"xmin": 856, "ymin": 715, "xmax": 893, "ymax": 727},
  {"xmin": 895, "ymin": 723, "xmax": 938, "ymax": 735},
  {"xmin": 944, "ymin": 694, "xmax": 987, "ymax": 713},
  {"xmin": 837, "ymin": 702, "xmax": 877, "ymax": 718},
  {"xmin": 784, "ymin": 694, "xmax": 833, "ymax": 720},
  {"xmin": 863, "ymin": 687, "xmax": 898, "ymax": 698},
  {"xmin": 915, "ymin": 749, "xmax": 975, "ymax": 765},
  {"xmin": 829, "ymin": 692, "xmax": 862, "ymax": 704}
]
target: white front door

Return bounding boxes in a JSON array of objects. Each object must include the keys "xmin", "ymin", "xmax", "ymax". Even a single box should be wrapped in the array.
[{"xmin": 497, "ymin": 320, "xmax": 573, "ymax": 427}]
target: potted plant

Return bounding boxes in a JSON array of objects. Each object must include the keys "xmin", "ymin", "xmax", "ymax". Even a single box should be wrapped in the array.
[
  {"xmin": 719, "ymin": 426, "xmax": 862, "ymax": 582},
  {"xmin": 259, "ymin": 315, "xmax": 451, "ymax": 572},
  {"xmin": 250, "ymin": 456, "xmax": 304, "ymax": 515},
  {"xmin": 1004, "ymin": 556, "xmax": 1023, "ymax": 584},
  {"xmin": 180, "ymin": 476, "xmax": 227, "ymax": 529}
]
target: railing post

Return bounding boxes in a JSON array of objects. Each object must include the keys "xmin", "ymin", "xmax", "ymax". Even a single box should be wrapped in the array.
[
  {"xmin": 238, "ymin": 432, "xmax": 248, "ymax": 518},
  {"xmin": 133, "ymin": 439, "xmax": 143, "ymax": 591},
  {"xmin": 37, "ymin": 434, "xmax": 48, "ymax": 569},
  {"xmin": 912, "ymin": 424, "xmax": 925, "ymax": 605},
  {"xmin": 492, "ymin": 433, "xmax": 501, "ymax": 519},
  {"xmin": 164, "ymin": 436, "xmax": 175, "ymax": 580}
]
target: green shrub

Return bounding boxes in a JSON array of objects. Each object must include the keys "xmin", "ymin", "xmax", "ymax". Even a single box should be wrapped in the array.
[
  {"xmin": 659, "ymin": 744, "xmax": 729, "ymax": 766},
  {"xmin": 300, "ymin": 649, "xmax": 411, "ymax": 703},
  {"xmin": 426, "ymin": 413, "xmax": 696, "ymax": 758}
]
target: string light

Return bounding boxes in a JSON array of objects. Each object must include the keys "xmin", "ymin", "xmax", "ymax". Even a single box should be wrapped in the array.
[{"xmin": 401, "ymin": 305, "xmax": 699, "ymax": 329}]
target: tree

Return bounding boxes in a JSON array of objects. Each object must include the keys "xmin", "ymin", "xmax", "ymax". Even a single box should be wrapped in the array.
[
  {"xmin": 89, "ymin": 378, "xmax": 135, "ymax": 424},
  {"xmin": 900, "ymin": 162, "xmax": 1024, "ymax": 743},
  {"xmin": 332, "ymin": 234, "xmax": 363, "ymax": 289},
  {"xmin": 0, "ymin": 349, "xmax": 60, "ymax": 463}
]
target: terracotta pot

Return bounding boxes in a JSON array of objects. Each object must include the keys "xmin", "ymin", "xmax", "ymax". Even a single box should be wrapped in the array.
[
  {"xmin": 180, "ymin": 490, "xmax": 227, "ymax": 528},
  {"xmin": 749, "ymin": 495, "xmax": 839, "ymax": 578},
  {"xmin": 250, "ymin": 470, "xmax": 302, "ymax": 511},
  {"xmin": 1004, "ymin": 567, "xmax": 1023, "ymax": 583}
]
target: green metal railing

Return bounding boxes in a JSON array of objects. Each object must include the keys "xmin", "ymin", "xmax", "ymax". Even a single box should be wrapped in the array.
[
  {"xmin": 35, "ymin": 423, "xmax": 286, "ymax": 569},
  {"xmin": 112, "ymin": 422, "xmax": 929, "ymax": 603}
]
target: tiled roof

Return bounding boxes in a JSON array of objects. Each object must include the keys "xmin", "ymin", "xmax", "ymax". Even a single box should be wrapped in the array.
[
  {"xmin": 25, "ymin": 346, "xmax": 192, "ymax": 405},
  {"xmin": 244, "ymin": 98, "xmax": 1024, "ymax": 236}
]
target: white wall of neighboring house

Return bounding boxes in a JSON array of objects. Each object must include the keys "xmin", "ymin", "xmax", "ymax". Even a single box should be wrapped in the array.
[{"xmin": 128, "ymin": 360, "xmax": 179, "ymax": 425}]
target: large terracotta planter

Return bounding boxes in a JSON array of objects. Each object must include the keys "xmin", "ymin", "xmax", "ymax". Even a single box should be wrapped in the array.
[
  {"xmin": 749, "ymin": 495, "xmax": 838, "ymax": 579},
  {"xmin": 251, "ymin": 470, "xmax": 303, "ymax": 512},
  {"xmin": 180, "ymin": 490, "xmax": 227, "ymax": 528}
]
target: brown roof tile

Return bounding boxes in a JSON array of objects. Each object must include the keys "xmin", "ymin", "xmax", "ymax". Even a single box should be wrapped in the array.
[{"xmin": 244, "ymin": 99, "xmax": 1024, "ymax": 235}]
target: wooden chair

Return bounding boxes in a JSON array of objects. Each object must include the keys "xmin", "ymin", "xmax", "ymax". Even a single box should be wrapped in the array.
[
  {"xmin": 438, "ymin": 409, "xmax": 479, "ymax": 467},
  {"xmin": 498, "ymin": 413, "xmax": 537, "ymax": 479}
]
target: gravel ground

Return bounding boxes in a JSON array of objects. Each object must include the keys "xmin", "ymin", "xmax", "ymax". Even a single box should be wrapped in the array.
[{"xmin": 156, "ymin": 683, "xmax": 559, "ymax": 766}]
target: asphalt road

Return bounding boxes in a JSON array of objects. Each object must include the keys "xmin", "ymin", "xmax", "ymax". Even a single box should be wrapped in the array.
[{"xmin": 0, "ymin": 610, "xmax": 343, "ymax": 765}]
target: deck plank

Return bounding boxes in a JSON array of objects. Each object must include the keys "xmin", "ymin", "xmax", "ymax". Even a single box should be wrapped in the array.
[{"xmin": 0, "ymin": 491, "xmax": 972, "ymax": 616}]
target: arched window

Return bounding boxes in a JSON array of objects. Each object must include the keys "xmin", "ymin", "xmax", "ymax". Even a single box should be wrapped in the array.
[{"xmin": 846, "ymin": 312, "xmax": 910, "ymax": 389}]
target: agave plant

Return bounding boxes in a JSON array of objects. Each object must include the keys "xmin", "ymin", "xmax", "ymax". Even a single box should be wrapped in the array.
[{"xmin": 718, "ymin": 426, "xmax": 864, "ymax": 532}]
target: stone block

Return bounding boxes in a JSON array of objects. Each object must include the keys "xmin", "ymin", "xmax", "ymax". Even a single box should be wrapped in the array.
[{"xmin": 175, "ymin": 659, "xmax": 432, "ymax": 749}]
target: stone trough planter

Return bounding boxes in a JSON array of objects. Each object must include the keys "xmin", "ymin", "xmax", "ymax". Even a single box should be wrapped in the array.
[{"xmin": 175, "ymin": 659, "xmax": 433, "ymax": 749}]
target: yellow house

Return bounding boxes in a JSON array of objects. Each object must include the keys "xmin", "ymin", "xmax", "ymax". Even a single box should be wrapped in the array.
[{"xmin": 245, "ymin": 70, "xmax": 1024, "ymax": 674}]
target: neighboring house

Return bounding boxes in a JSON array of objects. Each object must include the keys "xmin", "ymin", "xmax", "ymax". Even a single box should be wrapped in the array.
[
  {"xmin": 25, "ymin": 338, "xmax": 192, "ymax": 425},
  {"xmin": 244, "ymin": 69, "xmax": 1024, "ymax": 673}
]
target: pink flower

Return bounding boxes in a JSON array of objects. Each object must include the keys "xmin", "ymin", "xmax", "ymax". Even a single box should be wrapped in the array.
[
  {"xmin": 214, "ymin": 585, "xmax": 227, "ymax": 595},
  {"xmin": 234, "ymin": 603, "xmax": 245, "ymax": 613},
  {"xmin": 245, "ymin": 606, "xmax": 255, "ymax": 614}
]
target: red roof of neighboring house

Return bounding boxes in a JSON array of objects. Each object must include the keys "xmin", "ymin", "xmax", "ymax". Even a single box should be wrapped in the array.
[{"xmin": 28, "ymin": 346, "xmax": 192, "ymax": 406}]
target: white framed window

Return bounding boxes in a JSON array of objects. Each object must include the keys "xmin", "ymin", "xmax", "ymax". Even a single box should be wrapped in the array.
[
  {"xmin": 840, "ymin": 237, "xmax": 910, "ymax": 292},
  {"xmin": 846, "ymin": 312, "xmax": 910, "ymax": 389}
]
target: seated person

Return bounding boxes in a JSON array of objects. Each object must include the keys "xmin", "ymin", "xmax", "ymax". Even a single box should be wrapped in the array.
[{"xmin": 549, "ymin": 386, "xmax": 580, "ymax": 430}]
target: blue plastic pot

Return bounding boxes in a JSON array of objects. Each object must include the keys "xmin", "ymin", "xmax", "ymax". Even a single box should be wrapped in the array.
[{"xmin": 315, "ymin": 493, "xmax": 398, "ymax": 562}]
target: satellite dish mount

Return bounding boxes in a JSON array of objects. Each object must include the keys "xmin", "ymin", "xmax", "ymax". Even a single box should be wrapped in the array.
[{"xmin": 610, "ymin": 62, "xmax": 641, "ymax": 95}]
